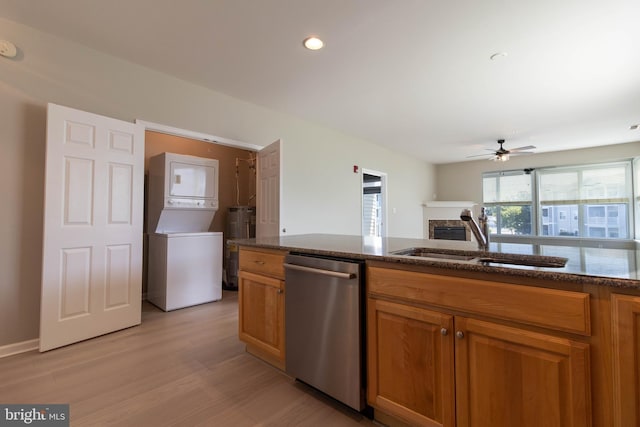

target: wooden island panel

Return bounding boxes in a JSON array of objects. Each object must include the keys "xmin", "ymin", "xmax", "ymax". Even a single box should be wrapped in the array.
[{"xmin": 368, "ymin": 266, "xmax": 591, "ymax": 336}]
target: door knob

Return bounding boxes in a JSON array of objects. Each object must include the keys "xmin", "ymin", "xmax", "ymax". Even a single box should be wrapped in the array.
[
  {"xmin": 456, "ymin": 331, "xmax": 465, "ymax": 339},
  {"xmin": 440, "ymin": 328, "xmax": 448, "ymax": 336}
]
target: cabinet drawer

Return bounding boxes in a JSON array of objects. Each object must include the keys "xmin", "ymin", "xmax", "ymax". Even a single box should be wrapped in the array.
[
  {"xmin": 368, "ymin": 266, "xmax": 590, "ymax": 336},
  {"xmin": 239, "ymin": 248, "xmax": 286, "ymax": 279}
]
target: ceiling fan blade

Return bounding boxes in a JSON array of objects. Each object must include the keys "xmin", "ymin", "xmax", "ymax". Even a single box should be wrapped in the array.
[
  {"xmin": 510, "ymin": 151, "xmax": 534, "ymax": 156},
  {"xmin": 466, "ymin": 153, "xmax": 492, "ymax": 158},
  {"xmin": 509, "ymin": 145, "xmax": 536, "ymax": 152}
]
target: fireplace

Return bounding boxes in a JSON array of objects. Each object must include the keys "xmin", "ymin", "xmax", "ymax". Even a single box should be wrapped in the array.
[
  {"xmin": 423, "ymin": 201, "xmax": 476, "ymax": 241},
  {"xmin": 429, "ymin": 220, "xmax": 470, "ymax": 241}
]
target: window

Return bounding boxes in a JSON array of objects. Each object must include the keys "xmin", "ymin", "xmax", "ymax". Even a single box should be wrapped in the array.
[
  {"xmin": 483, "ymin": 161, "xmax": 633, "ymax": 240},
  {"xmin": 482, "ymin": 171, "xmax": 533, "ymax": 235},
  {"xmin": 588, "ymin": 206, "xmax": 605, "ymax": 218},
  {"xmin": 538, "ymin": 162, "xmax": 631, "ymax": 239}
]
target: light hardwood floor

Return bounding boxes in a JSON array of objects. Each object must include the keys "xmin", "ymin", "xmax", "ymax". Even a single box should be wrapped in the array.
[{"xmin": 0, "ymin": 292, "xmax": 377, "ymax": 427}]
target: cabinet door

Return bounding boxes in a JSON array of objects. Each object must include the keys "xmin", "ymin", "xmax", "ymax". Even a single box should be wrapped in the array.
[
  {"xmin": 367, "ymin": 298, "xmax": 455, "ymax": 427},
  {"xmin": 612, "ymin": 294, "xmax": 640, "ymax": 427},
  {"xmin": 455, "ymin": 317, "xmax": 591, "ymax": 427},
  {"xmin": 238, "ymin": 270, "xmax": 285, "ymax": 361}
]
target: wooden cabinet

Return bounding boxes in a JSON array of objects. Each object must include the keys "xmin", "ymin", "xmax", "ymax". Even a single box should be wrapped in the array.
[
  {"xmin": 367, "ymin": 298, "xmax": 455, "ymax": 427},
  {"xmin": 612, "ymin": 293, "xmax": 640, "ymax": 426},
  {"xmin": 238, "ymin": 248, "xmax": 286, "ymax": 369},
  {"xmin": 455, "ymin": 317, "xmax": 590, "ymax": 427},
  {"xmin": 367, "ymin": 266, "xmax": 592, "ymax": 427}
]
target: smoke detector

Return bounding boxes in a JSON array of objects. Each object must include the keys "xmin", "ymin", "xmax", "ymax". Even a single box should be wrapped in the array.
[{"xmin": 0, "ymin": 40, "xmax": 17, "ymax": 58}]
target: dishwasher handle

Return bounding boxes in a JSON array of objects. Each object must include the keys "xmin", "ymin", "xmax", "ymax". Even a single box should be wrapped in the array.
[{"xmin": 283, "ymin": 263, "xmax": 356, "ymax": 280}]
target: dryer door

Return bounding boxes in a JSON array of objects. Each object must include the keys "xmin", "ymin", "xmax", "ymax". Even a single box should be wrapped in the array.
[{"xmin": 169, "ymin": 160, "xmax": 217, "ymax": 199}]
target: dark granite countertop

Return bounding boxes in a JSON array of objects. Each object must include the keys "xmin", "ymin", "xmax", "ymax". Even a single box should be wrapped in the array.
[{"xmin": 231, "ymin": 234, "xmax": 640, "ymax": 290}]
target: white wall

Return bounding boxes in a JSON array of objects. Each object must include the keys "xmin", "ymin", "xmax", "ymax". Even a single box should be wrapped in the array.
[
  {"xmin": 0, "ymin": 17, "xmax": 434, "ymax": 348},
  {"xmin": 281, "ymin": 136, "xmax": 434, "ymax": 237},
  {"xmin": 435, "ymin": 141, "xmax": 640, "ymax": 203},
  {"xmin": 0, "ymin": 81, "xmax": 46, "ymax": 348}
]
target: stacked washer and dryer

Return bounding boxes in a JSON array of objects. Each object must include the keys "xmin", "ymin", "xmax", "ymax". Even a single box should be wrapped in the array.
[{"xmin": 146, "ymin": 153, "xmax": 223, "ymax": 311}]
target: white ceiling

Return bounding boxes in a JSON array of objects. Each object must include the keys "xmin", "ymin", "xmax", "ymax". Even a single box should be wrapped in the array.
[{"xmin": 1, "ymin": 0, "xmax": 639, "ymax": 164}]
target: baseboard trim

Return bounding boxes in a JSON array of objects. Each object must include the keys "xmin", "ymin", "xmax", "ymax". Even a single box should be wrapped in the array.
[{"xmin": 0, "ymin": 339, "xmax": 39, "ymax": 358}]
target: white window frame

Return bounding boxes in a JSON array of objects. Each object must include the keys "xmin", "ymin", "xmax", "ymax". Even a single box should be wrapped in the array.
[
  {"xmin": 483, "ymin": 159, "xmax": 636, "ymax": 243},
  {"xmin": 482, "ymin": 170, "xmax": 535, "ymax": 236}
]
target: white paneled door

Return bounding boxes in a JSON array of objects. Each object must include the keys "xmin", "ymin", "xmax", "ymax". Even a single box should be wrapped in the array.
[
  {"xmin": 40, "ymin": 104, "xmax": 144, "ymax": 351},
  {"xmin": 256, "ymin": 139, "xmax": 281, "ymax": 238}
]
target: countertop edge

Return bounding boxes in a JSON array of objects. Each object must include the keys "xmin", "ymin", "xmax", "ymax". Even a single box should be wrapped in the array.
[{"xmin": 231, "ymin": 238, "xmax": 640, "ymax": 290}]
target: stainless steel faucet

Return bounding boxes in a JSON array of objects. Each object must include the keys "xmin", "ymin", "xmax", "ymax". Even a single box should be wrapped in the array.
[{"xmin": 460, "ymin": 207, "xmax": 489, "ymax": 250}]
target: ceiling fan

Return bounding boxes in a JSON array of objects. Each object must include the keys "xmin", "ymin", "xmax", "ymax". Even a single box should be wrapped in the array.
[{"xmin": 468, "ymin": 139, "xmax": 536, "ymax": 162}]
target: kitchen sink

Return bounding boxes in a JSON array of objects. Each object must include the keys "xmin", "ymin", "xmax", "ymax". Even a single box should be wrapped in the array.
[
  {"xmin": 476, "ymin": 255, "xmax": 567, "ymax": 268},
  {"xmin": 390, "ymin": 248, "xmax": 568, "ymax": 268},
  {"xmin": 390, "ymin": 248, "xmax": 478, "ymax": 261}
]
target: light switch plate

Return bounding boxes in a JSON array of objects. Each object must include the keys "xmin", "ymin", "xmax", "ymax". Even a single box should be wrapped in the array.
[{"xmin": 0, "ymin": 40, "xmax": 17, "ymax": 58}]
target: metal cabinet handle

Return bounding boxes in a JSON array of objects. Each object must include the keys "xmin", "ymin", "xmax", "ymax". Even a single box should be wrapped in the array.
[
  {"xmin": 283, "ymin": 263, "xmax": 355, "ymax": 279},
  {"xmin": 440, "ymin": 328, "xmax": 448, "ymax": 336},
  {"xmin": 456, "ymin": 331, "xmax": 465, "ymax": 339},
  {"xmin": 254, "ymin": 260, "xmax": 265, "ymax": 265}
]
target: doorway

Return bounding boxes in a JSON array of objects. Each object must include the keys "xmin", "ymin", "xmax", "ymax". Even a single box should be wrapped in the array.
[{"xmin": 362, "ymin": 170, "xmax": 387, "ymax": 242}]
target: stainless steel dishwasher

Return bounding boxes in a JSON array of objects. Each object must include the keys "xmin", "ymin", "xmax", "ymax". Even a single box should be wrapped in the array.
[{"xmin": 284, "ymin": 253, "xmax": 365, "ymax": 411}]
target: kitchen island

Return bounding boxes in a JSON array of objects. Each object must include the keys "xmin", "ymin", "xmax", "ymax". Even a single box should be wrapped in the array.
[{"xmin": 233, "ymin": 234, "xmax": 640, "ymax": 427}]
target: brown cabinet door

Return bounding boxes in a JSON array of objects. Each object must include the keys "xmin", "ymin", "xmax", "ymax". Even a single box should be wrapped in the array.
[
  {"xmin": 454, "ymin": 317, "xmax": 591, "ymax": 427},
  {"xmin": 238, "ymin": 270, "xmax": 285, "ymax": 361},
  {"xmin": 367, "ymin": 298, "xmax": 455, "ymax": 427},
  {"xmin": 612, "ymin": 293, "xmax": 640, "ymax": 427}
]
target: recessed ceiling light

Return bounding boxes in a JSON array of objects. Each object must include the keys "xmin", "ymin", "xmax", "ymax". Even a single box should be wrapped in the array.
[
  {"xmin": 303, "ymin": 36, "xmax": 324, "ymax": 51},
  {"xmin": 490, "ymin": 52, "xmax": 508, "ymax": 60}
]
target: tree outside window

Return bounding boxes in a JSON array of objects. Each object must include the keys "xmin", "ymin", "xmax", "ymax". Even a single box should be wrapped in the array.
[{"xmin": 500, "ymin": 205, "xmax": 532, "ymax": 234}]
